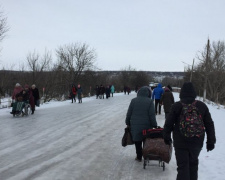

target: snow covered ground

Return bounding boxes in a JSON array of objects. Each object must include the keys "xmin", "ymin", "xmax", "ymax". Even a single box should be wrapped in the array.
[{"xmin": 0, "ymin": 92, "xmax": 223, "ymax": 180}]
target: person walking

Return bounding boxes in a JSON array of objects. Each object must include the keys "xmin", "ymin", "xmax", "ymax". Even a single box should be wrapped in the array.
[
  {"xmin": 110, "ymin": 85, "xmax": 115, "ymax": 97},
  {"xmin": 105, "ymin": 85, "xmax": 110, "ymax": 99},
  {"xmin": 77, "ymin": 84, "xmax": 83, "ymax": 103},
  {"xmin": 163, "ymin": 82, "xmax": 216, "ymax": 180},
  {"xmin": 125, "ymin": 86, "xmax": 157, "ymax": 162},
  {"xmin": 70, "ymin": 84, "xmax": 77, "ymax": 103},
  {"xmin": 95, "ymin": 85, "xmax": 100, "ymax": 99},
  {"xmin": 24, "ymin": 85, "xmax": 35, "ymax": 114},
  {"xmin": 99, "ymin": 85, "xmax": 105, "ymax": 99},
  {"xmin": 124, "ymin": 86, "xmax": 127, "ymax": 95},
  {"xmin": 160, "ymin": 87, "xmax": 174, "ymax": 119},
  {"xmin": 152, "ymin": 83, "xmax": 164, "ymax": 115},
  {"xmin": 31, "ymin": 84, "xmax": 40, "ymax": 107}
]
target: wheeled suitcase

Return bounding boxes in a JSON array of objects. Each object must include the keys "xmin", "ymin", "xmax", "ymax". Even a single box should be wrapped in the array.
[{"xmin": 142, "ymin": 128, "xmax": 172, "ymax": 170}]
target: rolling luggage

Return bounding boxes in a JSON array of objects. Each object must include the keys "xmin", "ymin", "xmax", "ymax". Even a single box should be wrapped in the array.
[{"xmin": 142, "ymin": 127, "xmax": 172, "ymax": 170}]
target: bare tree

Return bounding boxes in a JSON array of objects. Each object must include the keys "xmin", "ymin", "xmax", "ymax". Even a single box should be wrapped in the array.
[
  {"xmin": 195, "ymin": 40, "xmax": 225, "ymax": 103},
  {"xmin": 0, "ymin": 8, "xmax": 9, "ymax": 43},
  {"xmin": 56, "ymin": 43, "xmax": 96, "ymax": 85},
  {"xmin": 26, "ymin": 49, "xmax": 52, "ymax": 84}
]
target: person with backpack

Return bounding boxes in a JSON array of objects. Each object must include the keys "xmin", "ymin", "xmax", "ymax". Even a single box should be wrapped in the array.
[{"xmin": 163, "ymin": 82, "xmax": 216, "ymax": 180}]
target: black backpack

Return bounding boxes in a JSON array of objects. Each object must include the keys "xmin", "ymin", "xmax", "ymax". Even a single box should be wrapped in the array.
[{"xmin": 179, "ymin": 101, "xmax": 205, "ymax": 138}]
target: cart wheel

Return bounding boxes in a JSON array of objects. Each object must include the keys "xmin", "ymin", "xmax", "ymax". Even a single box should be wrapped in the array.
[{"xmin": 162, "ymin": 162, "xmax": 165, "ymax": 171}]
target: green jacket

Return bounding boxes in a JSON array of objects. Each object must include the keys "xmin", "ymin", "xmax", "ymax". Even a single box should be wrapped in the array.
[{"xmin": 125, "ymin": 86, "xmax": 157, "ymax": 141}]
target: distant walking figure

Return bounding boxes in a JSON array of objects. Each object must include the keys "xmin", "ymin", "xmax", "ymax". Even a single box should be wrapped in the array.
[
  {"xmin": 152, "ymin": 83, "xmax": 164, "ymax": 115},
  {"xmin": 70, "ymin": 84, "xmax": 77, "ymax": 103},
  {"xmin": 111, "ymin": 85, "xmax": 115, "ymax": 97},
  {"xmin": 77, "ymin": 84, "xmax": 83, "ymax": 103},
  {"xmin": 160, "ymin": 87, "xmax": 174, "ymax": 119}
]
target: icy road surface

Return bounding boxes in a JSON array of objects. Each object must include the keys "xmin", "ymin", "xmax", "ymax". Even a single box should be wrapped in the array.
[{"xmin": 0, "ymin": 92, "xmax": 220, "ymax": 180}]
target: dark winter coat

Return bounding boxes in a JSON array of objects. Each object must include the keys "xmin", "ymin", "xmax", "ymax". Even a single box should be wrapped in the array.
[
  {"xmin": 125, "ymin": 86, "xmax": 157, "ymax": 141},
  {"xmin": 99, "ymin": 86, "xmax": 105, "ymax": 95},
  {"xmin": 105, "ymin": 87, "xmax": 110, "ymax": 96},
  {"xmin": 152, "ymin": 83, "xmax": 164, "ymax": 100},
  {"xmin": 17, "ymin": 90, "xmax": 29, "ymax": 102},
  {"xmin": 163, "ymin": 82, "xmax": 216, "ymax": 149},
  {"xmin": 160, "ymin": 88, "xmax": 174, "ymax": 113},
  {"xmin": 28, "ymin": 89, "xmax": 35, "ymax": 110},
  {"xmin": 95, "ymin": 86, "xmax": 100, "ymax": 95},
  {"xmin": 31, "ymin": 87, "xmax": 40, "ymax": 100}
]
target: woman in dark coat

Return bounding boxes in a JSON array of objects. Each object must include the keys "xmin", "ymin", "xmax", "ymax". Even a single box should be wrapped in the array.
[
  {"xmin": 95, "ymin": 85, "xmax": 100, "ymax": 99},
  {"xmin": 31, "ymin": 84, "xmax": 40, "ymax": 106},
  {"xmin": 24, "ymin": 85, "xmax": 35, "ymax": 114},
  {"xmin": 163, "ymin": 82, "xmax": 216, "ymax": 180},
  {"xmin": 125, "ymin": 86, "xmax": 157, "ymax": 162},
  {"xmin": 160, "ymin": 87, "xmax": 174, "ymax": 119}
]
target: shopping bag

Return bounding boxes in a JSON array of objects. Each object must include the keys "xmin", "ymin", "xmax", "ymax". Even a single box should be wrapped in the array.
[
  {"xmin": 36, "ymin": 99, "xmax": 40, "ymax": 107},
  {"xmin": 122, "ymin": 127, "xmax": 134, "ymax": 147}
]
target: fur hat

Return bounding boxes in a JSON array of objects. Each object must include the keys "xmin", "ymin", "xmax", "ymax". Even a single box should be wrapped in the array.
[{"xmin": 179, "ymin": 82, "xmax": 197, "ymax": 99}]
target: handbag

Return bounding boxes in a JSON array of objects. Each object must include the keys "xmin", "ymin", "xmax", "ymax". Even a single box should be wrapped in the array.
[{"xmin": 122, "ymin": 127, "xmax": 134, "ymax": 147}]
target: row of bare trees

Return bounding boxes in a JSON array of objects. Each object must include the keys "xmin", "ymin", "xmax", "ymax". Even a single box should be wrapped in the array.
[
  {"xmin": 1, "ymin": 42, "xmax": 156, "ymax": 101},
  {"xmin": 184, "ymin": 40, "xmax": 225, "ymax": 104}
]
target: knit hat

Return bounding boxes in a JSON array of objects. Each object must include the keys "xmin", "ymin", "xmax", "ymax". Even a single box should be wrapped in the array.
[
  {"xmin": 164, "ymin": 87, "xmax": 170, "ymax": 92},
  {"xmin": 179, "ymin": 82, "xmax": 197, "ymax": 99}
]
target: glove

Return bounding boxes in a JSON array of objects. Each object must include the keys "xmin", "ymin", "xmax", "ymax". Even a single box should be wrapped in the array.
[
  {"xmin": 164, "ymin": 138, "xmax": 172, "ymax": 145},
  {"xmin": 207, "ymin": 143, "xmax": 215, "ymax": 152}
]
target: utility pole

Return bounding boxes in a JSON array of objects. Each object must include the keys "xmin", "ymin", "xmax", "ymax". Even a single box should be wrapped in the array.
[
  {"xmin": 203, "ymin": 39, "xmax": 210, "ymax": 102},
  {"xmin": 190, "ymin": 58, "xmax": 195, "ymax": 82}
]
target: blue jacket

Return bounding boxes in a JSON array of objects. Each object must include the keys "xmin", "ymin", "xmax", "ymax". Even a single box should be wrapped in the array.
[{"xmin": 152, "ymin": 83, "xmax": 164, "ymax": 100}]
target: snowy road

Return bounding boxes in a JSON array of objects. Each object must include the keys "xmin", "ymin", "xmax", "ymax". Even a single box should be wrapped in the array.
[{"xmin": 0, "ymin": 92, "xmax": 222, "ymax": 180}]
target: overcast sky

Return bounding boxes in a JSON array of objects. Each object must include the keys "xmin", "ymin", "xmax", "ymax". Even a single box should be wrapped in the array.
[{"xmin": 1, "ymin": 0, "xmax": 225, "ymax": 71}]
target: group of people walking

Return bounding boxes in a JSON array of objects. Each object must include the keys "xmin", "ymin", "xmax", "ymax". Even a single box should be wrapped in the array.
[
  {"xmin": 125, "ymin": 82, "xmax": 216, "ymax": 180},
  {"xmin": 10, "ymin": 83, "xmax": 40, "ymax": 115},
  {"xmin": 124, "ymin": 86, "xmax": 131, "ymax": 95},
  {"xmin": 70, "ymin": 84, "xmax": 83, "ymax": 103},
  {"xmin": 95, "ymin": 85, "xmax": 115, "ymax": 99}
]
